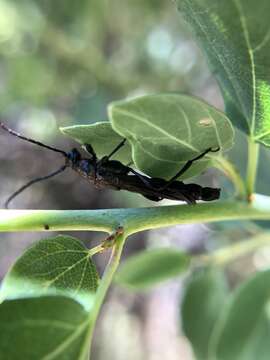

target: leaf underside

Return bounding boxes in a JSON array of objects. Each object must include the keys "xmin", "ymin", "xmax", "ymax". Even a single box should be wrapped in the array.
[
  {"xmin": 61, "ymin": 93, "xmax": 234, "ymax": 180},
  {"xmin": 109, "ymin": 93, "xmax": 234, "ymax": 179},
  {"xmin": 61, "ymin": 121, "xmax": 132, "ymax": 164},
  {"xmin": 176, "ymin": 0, "xmax": 270, "ymax": 147}
]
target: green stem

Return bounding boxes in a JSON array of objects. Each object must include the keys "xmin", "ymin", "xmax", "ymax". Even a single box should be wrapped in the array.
[
  {"xmin": 246, "ymin": 140, "xmax": 260, "ymax": 201},
  {"xmin": 84, "ymin": 234, "xmax": 126, "ymax": 358},
  {"xmin": 196, "ymin": 232, "xmax": 270, "ymax": 267},
  {"xmin": 213, "ymin": 156, "xmax": 246, "ymax": 199},
  {"xmin": 88, "ymin": 244, "xmax": 106, "ymax": 257},
  {"xmin": 1, "ymin": 197, "xmax": 270, "ymax": 236},
  {"xmin": 0, "ymin": 209, "xmax": 120, "ymax": 233}
]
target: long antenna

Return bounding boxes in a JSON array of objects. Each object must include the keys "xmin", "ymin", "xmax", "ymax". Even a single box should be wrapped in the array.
[
  {"xmin": 0, "ymin": 122, "xmax": 67, "ymax": 157},
  {"xmin": 5, "ymin": 165, "xmax": 67, "ymax": 209}
]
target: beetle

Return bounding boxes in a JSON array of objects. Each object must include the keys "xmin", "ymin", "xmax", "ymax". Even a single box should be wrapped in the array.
[{"xmin": 0, "ymin": 122, "xmax": 220, "ymax": 208}]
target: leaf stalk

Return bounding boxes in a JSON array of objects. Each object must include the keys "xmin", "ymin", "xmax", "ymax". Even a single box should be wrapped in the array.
[
  {"xmin": 246, "ymin": 140, "xmax": 259, "ymax": 201},
  {"xmin": 196, "ymin": 232, "xmax": 270, "ymax": 267},
  {"xmin": 213, "ymin": 156, "xmax": 246, "ymax": 199},
  {"xmin": 85, "ymin": 232, "xmax": 126, "ymax": 358}
]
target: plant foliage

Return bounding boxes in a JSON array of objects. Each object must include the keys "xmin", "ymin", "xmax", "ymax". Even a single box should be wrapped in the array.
[{"xmin": 0, "ymin": 1, "xmax": 270, "ymax": 359}]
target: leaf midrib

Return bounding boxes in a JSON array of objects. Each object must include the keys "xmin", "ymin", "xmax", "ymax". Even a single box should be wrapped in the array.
[
  {"xmin": 41, "ymin": 320, "xmax": 89, "ymax": 360},
  {"xmin": 113, "ymin": 107, "xmax": 198, "ymax": 151},
  {"xmin": 233, "ymin": 0, "xmax": 257, "ymax": 136},
  {"xmin": 185, "ymin": 0, "xmax": 250, "ymax": 131}
]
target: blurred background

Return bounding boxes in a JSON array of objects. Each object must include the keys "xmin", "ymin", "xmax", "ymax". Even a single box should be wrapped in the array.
[{"xmin": 0, "ymin": 1, "xmax": 270, "ymax": 359}]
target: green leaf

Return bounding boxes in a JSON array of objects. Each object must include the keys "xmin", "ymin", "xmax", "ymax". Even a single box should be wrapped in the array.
[
  {"xmin": 109, "ymin": 93, "xmax": 234, "ymax": 179},
  {"xmin": 176, "ymin": 0, "xmax": 270, "ymax": 147},
  {"xmin": 181, "ymin": 268, "xmax": 228, "ymax": 360},
  {"xmin": 60, "ymin": 121, "xmax": 132, "ymax": 164},
  {"xmin": 115, "ymin": 247, "xmax": 190, "ymax": 290},
  {"xmin": 1, "ymin": 235, "xmax": 99, "ymax": 310},
  {"xmin": 0, "ymin": 296, "xmax": 90, "ymax": 360},
  {"xmin": 210, "ymin": 269, "xmax": 270, "ymax": 360}
]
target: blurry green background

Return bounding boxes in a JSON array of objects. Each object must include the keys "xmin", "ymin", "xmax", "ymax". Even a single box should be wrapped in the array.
[{"xmin": 1, "ymin": 1, "xmax": 270, "ymax": 359}]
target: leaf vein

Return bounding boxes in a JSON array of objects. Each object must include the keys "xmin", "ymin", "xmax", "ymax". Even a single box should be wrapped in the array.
[
  {"xmin": 41, "ymin": 321, "xmax": 89, "ymax": 360},
  {"xmin": 186, "ymin": 0, "xmax": 250, "ymax": 130},
  {"xmin": 113, "ymin": 107, "xmax": 197, "ymax": 151},
  {"xmin": 233, "ymin": 0, "xmax": 257, "ymax": 134}
]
